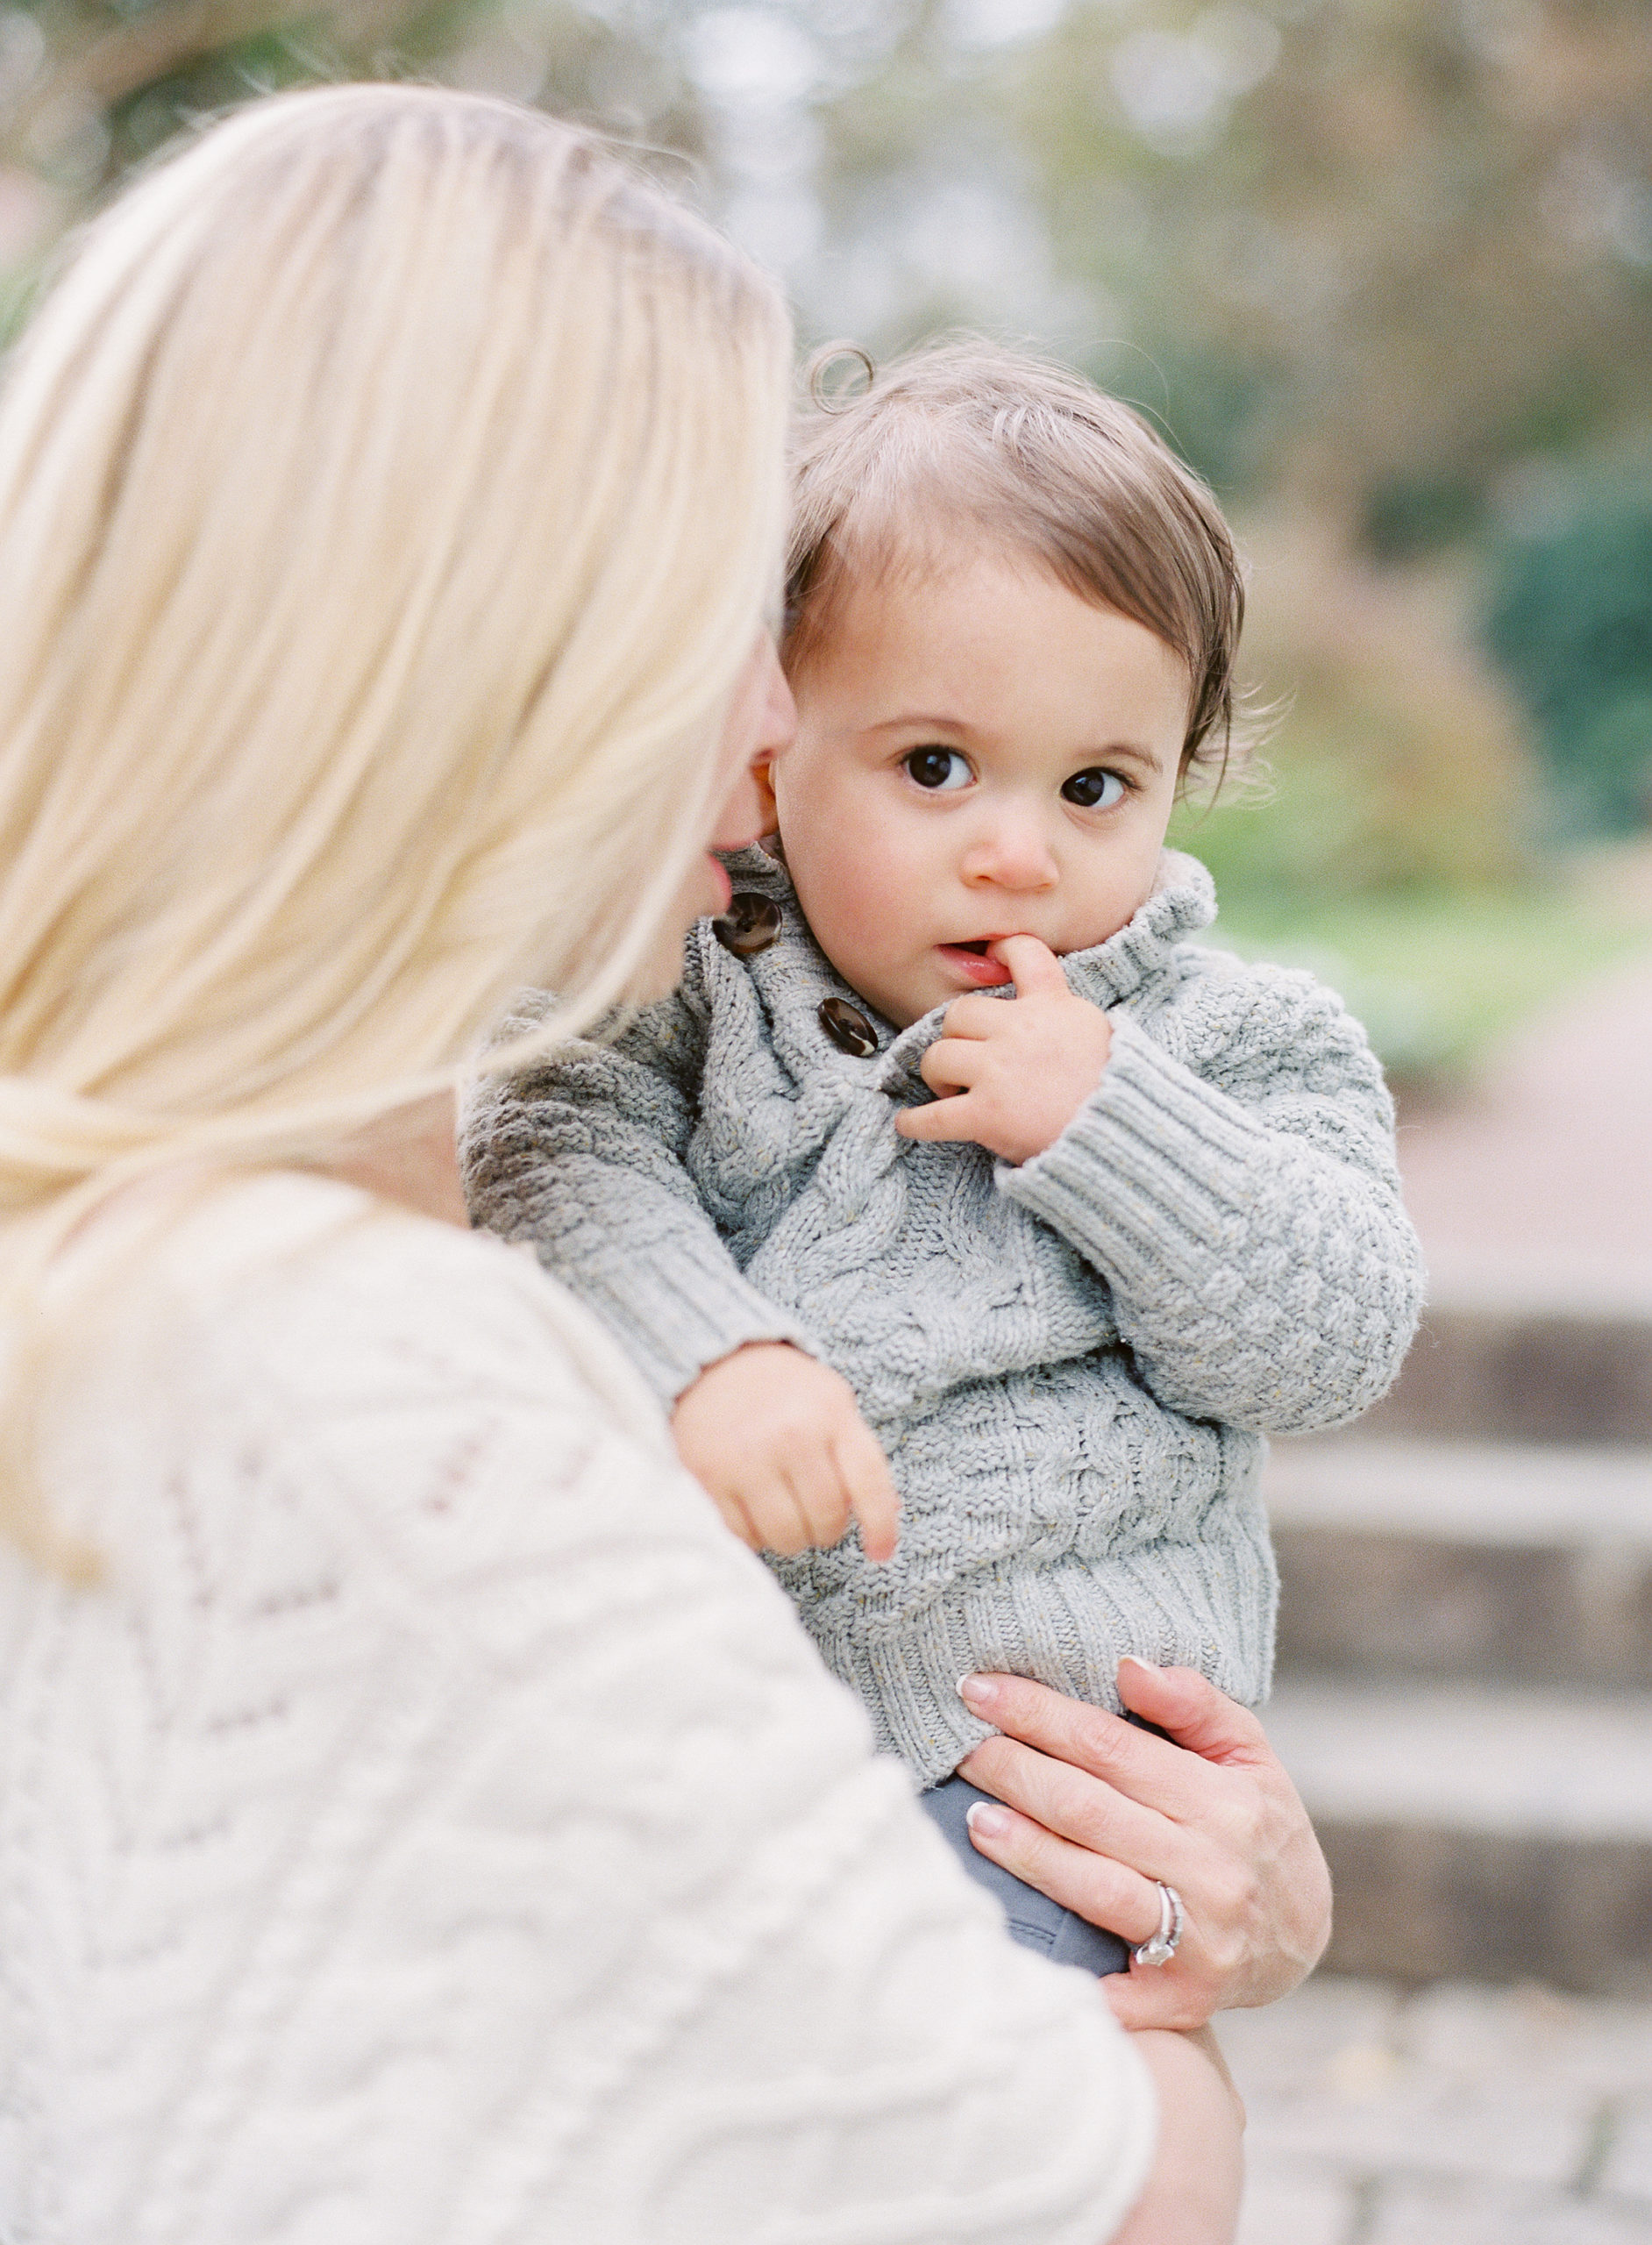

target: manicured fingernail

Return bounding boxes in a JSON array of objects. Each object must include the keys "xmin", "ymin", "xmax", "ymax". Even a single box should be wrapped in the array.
[
  {"xmin": 957, "ymin": 1672, "xmax": 1000, "ymax": 1708},
  {"xmin": 966, "ymin": 1801, "xmax": 1010, "ymax": 1840},
  {"xmin": 1118, "ymin": 1655, "xmax": 1161, "ymax": 1678}
]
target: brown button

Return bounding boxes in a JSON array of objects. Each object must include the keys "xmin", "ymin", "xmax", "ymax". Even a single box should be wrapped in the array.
[
  {"xmin": 713, "ymin": 891, "xmax": 783, "ymax": 958},
  {"xmin": 818, "ymin": 997, "xmax": 879, "ymax": 1057}
]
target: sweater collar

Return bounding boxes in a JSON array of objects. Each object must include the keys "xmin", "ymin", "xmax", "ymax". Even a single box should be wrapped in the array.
[
  {"xmin": 712, "ymin": 843, "xmax": 1215, "ymax": 1094},
  {"xmin": 1061, "ymin": 846, "xmax": 1216, "ymax": 1003}
]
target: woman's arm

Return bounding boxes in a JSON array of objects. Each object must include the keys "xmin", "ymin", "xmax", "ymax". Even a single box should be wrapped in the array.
[
  {"xmin": 954, "ymin": 1657, "xmax": 1332, "ymax": 2033},
  {"xmin": 1114, "ymin": 2029, "xmax": 1246, "ymax": 2245}
]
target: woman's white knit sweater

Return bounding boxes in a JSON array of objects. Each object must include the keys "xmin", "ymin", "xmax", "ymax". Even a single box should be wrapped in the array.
[
  {"xmin": 466, "ymin": 848, "xmax": 1426, "ymax": 1787},
  {"xmin": 0, "ymin": 1174, "xmax": 1154, "ymax": 2245}
]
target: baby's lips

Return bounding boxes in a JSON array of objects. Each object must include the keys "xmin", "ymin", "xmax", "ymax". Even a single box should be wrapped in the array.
[{"xmin": 938, "ymin": 942, "xmax": 1014, "ymax": 987}]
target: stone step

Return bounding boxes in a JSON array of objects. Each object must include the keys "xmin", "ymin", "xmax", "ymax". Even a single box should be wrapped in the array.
[
  {"xmin": 1265, "ymin": 1436, "xmax": 1652, "ymax": 1689},
  {"xmin": 1364, "ymin": 1301, "xmax": 1652, "ymax": 1448},
  {"xmin": 1263, "ymin": 1678, "xmax": 1652, "ymax": 1998}
]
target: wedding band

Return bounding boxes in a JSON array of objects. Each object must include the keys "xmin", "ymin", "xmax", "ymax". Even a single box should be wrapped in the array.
[{"xmin": 1131, "ymin": 1881, "xmax": 1186, "ymax": 1969}]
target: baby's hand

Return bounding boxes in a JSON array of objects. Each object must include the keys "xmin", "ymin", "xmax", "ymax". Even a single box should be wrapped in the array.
[
  {"xmin": 671, "ymin": 1342, "xmax": 900, "ymax": 1561},
  {"xmin": 894, "ymin": 934, "xmax": 1112, "ymax": 1165}
]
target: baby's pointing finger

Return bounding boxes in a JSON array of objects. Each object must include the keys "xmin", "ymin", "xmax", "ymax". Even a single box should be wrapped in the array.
[
  {"xmin": 836, "ymin": 1425, "xmax": 900, "ymax": 1561},
  {"xmin": 989, "ymin": 934, "xmax": 1068, "ymax": 996}
]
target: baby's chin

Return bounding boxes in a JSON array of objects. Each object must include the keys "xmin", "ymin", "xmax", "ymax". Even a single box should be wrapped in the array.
[{"xmin": 886, "ymin": 966, "xmax": 983, "ymax": 1029}]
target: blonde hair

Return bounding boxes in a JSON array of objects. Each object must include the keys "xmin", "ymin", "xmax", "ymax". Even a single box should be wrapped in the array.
[
  {"xmin": 786, "ymin": 338, "xmax": 1254, "ymax": 795},
  {"xmin": 0, "ymin": 85, "xmax": 791, "ymax": 1547}
]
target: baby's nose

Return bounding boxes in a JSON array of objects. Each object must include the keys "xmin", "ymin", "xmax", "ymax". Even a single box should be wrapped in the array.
[{"xmin": 961, "ymin": 816, "xmax": 1059, "ymax": 889}]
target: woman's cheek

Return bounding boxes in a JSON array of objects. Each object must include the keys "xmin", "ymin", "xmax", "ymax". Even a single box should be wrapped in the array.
[
  {"xmin": 630, "ymin": 857, "xmax": 721, "ymax": 1002},
  {"xmin": 630, "ymin": 923, "xmax": 687, "ymax": 1004}
]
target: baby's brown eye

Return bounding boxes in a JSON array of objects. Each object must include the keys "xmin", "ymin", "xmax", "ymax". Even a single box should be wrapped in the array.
[
  {"xmin": 904, "ymin": 746, "xmax": 972, "ymax": 791},
  {"xmin": 1062, "ymin": 767, "xmax": 1125, "ymax": 809}
]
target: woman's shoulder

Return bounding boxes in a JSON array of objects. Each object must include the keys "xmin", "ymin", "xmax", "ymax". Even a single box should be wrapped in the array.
[
  {"xmin": 49, "ymin": 1169, "xmax": 681, "ymax": 1565},
  {"xmin": 135, "ymin": 1169, "xmax": 665, "ymax": 1424}
]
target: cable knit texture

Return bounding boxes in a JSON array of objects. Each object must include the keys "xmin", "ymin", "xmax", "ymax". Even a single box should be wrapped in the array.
[
  {"xmin": 0, "ymin": 1175, "xmax": 1156, "ymax": 2245},
  {"xmin": 465, "ymin": 847, "xmax": 1426, "ymax": 1787}
]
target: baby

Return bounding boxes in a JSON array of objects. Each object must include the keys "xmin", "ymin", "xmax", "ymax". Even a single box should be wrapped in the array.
[{"xmin": 466, "ymin": 343, "xmax": 1424, "ymax": 1980}]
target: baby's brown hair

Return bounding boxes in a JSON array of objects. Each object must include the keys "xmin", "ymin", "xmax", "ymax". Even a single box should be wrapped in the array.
[{"xmin": 785, "ymin": 338, "xmax": 1253, "ymax": 796}]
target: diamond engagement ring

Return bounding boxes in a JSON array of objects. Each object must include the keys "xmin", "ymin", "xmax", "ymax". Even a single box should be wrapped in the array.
[{"xmin": 1131, "ymin": 1881, "xmax": 1186, "ymax": 1969}]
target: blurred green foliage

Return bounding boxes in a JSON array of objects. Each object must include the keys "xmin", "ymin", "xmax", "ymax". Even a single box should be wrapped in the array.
[
  {"xmin": 1173, "ymin": 519, "xmax": 1536, "ymax": 903},
  {"xmin": 1361, "ymin": 474, "xmax": 1485, "ymax": 566},
  {"xmin": 813, "ymin": 0, "xmax": 1652, "ymax": 537},
  {"xmin": 1486, "ymin": 485, "xmax": 1652, "ymax": 834},
  {"xmin": 0, "ymin": 0, "xmax": 713, "ymax": 217},
  {"xmin": 798, "ymin": 0, "xmax": 1652, "ymax": 866},
  {"xmin": 1202, "ymin": 877, "xmax": 1650, "ymax": 1088}
]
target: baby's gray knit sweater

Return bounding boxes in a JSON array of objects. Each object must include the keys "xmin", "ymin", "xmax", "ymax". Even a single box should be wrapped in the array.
[{"xmin": 465, "ymin": 845, "xmax": 1425, "ymax": 1786}]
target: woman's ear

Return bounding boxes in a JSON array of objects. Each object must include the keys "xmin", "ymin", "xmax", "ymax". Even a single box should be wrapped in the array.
[{"xmin": 752, "ymin": 750, "xmax": 780, "ymax": 837}]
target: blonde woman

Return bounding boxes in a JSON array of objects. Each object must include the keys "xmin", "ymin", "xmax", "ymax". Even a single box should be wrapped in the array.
[{"xmin": 0, "ymin": 86, "xmax": 1327, "ymax": 2243}]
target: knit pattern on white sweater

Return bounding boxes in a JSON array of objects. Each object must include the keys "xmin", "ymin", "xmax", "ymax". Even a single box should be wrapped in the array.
[
  {"xmin": 465, "ymin": 848, "xmax": 1426, "ymax": 1788},
  {"xmin": 0, "ymin": 1177, "xmax": 1154, "ymax": 2245}
]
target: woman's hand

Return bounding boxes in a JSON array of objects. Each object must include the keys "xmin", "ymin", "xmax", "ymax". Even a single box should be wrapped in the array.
[{"xmin": 955, "ymin": 1657, "xmax": 1331, "ymax": 2031}]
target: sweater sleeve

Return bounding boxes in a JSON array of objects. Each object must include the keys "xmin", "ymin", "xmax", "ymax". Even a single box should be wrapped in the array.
[
  {"xmin": 11, "ymin": 1197, "xmax": 1157, "ymax": 2245},
  {"xmin": 1001, "ymin": 961, "xmax": 1426, "ymax": 1434},
  {"xmin": 461, "ymin": 965, "xmax": 812, "ymax": 1404}
]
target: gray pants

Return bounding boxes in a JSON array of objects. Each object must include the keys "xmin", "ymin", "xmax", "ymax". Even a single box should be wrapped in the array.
[{"xmin": 918, "ymin": 1775, "xmax": 1130, "ymax": 1977}]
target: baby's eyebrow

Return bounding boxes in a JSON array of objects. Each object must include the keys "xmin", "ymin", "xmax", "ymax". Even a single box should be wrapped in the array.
[
  {"xmin": 1079, "ymin": 740, "xmax": 1164, "ymax": 774},
  {"xmin": 866, "ymin": 711, "xmax": 972, "ymax": 734}
]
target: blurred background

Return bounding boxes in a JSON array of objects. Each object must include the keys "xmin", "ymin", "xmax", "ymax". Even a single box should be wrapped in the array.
[
  {"xmin": 3, "ymin": 3, "xmax": 1649, "ymax": 2235},
  {"xmin": 5, "ymin": 0, "xmax": 1651, "ymax": 1093}
]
